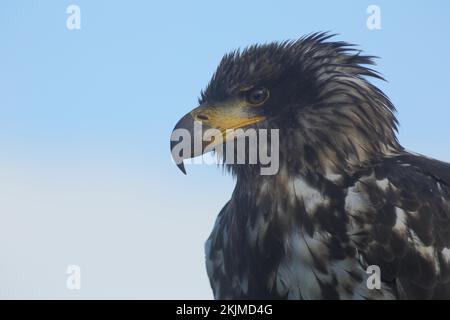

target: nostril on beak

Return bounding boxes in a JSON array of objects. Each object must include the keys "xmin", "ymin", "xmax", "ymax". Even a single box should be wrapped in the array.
[{"xmin": 196, "ymin": 113, "xmax": 209, "ymax": 121}]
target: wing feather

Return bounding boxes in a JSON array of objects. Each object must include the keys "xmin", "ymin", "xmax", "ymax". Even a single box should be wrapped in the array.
[{"xmin": 348, "ymin": 153, "xmax": 450, "ymax": 299}]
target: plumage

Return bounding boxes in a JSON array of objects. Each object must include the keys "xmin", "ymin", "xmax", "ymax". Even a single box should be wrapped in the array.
[{"xmin": 171, "ymin": 33, "xmax": 450, "ymax": 299}]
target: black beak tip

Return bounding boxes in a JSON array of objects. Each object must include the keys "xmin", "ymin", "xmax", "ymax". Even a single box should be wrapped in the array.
[
  {"xmin": 170, "ymin": 137, "xmax": 188, "ymax": 175},
  {"xmin": 177, "ymin": 162, "xmax": 187, "ymax": 175}
]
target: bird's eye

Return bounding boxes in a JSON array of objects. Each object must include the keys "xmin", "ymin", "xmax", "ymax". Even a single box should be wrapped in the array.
[{"xmin": 246, "ymin": 87, "xmax": 269, "ymax": 105}]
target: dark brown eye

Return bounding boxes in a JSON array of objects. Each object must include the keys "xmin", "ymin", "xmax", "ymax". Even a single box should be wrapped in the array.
[{"xmin": 246, "ymin": 87, "xmax": 269, "ymax": 105}]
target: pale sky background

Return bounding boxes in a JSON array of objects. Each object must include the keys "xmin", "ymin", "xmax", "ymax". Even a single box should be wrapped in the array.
[{"xmin": 0, "ymin": 0, "xmax": 449, "ymax": 299}]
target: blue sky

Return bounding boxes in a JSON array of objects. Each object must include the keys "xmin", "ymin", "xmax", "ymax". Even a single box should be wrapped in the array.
[{"xmin": 0, "ymin": 1, "xmax": 449, "ymax": 298}]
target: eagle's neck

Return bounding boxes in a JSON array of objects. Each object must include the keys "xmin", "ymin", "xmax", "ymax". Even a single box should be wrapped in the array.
[
  {"xmin": 225, "ymin": 164, "xmax": 349, "ymax": 299},
  {"xmin": 218, "ymin": 160, "xmax": 394, "ymax": 299},
  {"xmin": 232, "ymin": 164, "xmax": 345, "ymax": 239},
  {"xmin": 231, "ymin": 122, "xmax": 402, "ymax": 245}
]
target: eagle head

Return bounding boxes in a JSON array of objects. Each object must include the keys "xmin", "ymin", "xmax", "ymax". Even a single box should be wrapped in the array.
[{"xmin": 170, "ymin": 33, "xmax": 401, "ymax": 177}]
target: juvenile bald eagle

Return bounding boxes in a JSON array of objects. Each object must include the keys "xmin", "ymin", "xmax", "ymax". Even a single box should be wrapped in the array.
[{"xmin": 170, "ymin": 33, "xmax": 450, "ymax": 299}]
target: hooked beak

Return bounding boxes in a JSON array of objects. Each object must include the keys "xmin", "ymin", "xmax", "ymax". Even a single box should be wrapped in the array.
[
  {"xmin": 170, "ymin": 109, "xmax": 213, "ymax": 174},
  {"xmin": 170, "ymin": 103, "xmax": 266, "ymax": 174}
]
